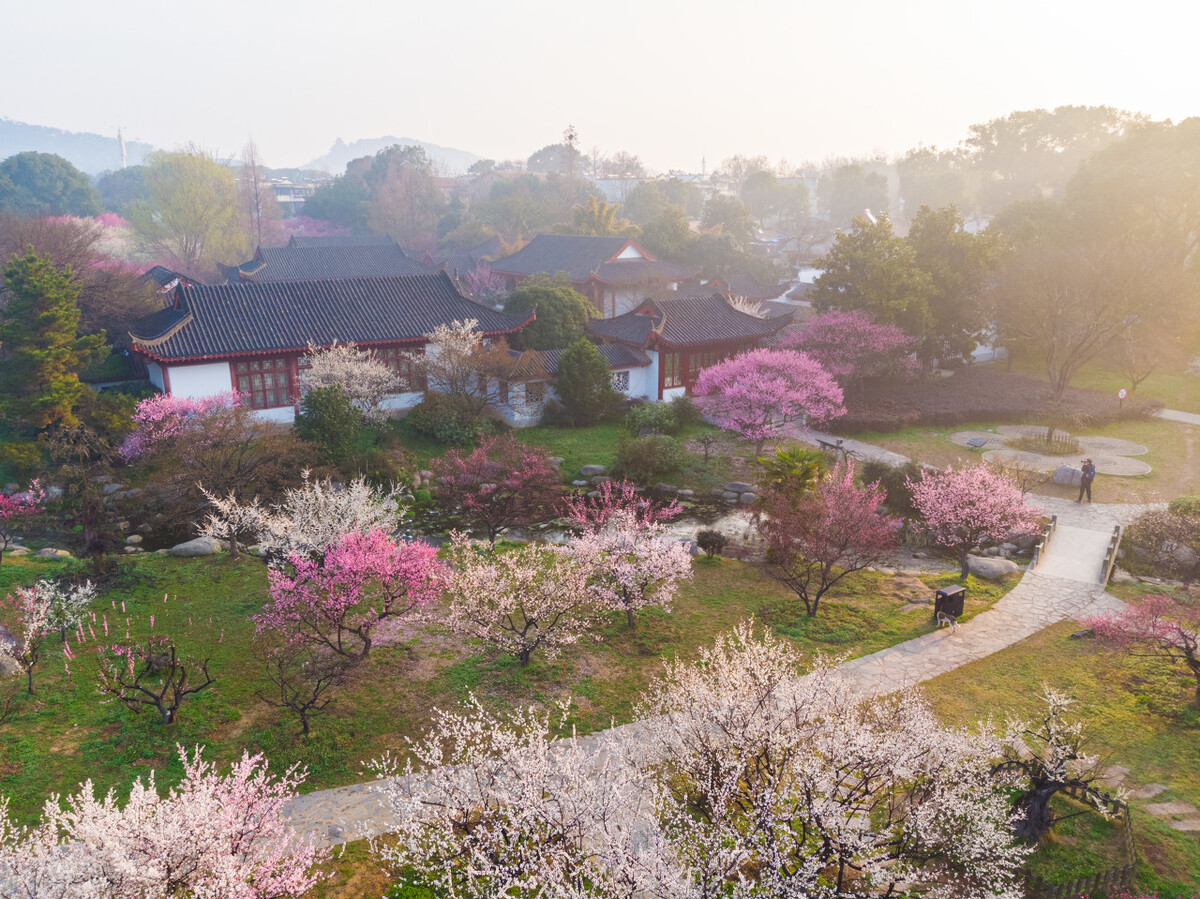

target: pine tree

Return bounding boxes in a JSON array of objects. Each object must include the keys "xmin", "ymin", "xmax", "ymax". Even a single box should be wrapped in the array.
[
  {"xmin": 554, "ymin": 339, "xmax": 620, "ymax": 426},
  {"xmin": 0, "ymin": 250, "xmax": 106, "ymax": 428}
]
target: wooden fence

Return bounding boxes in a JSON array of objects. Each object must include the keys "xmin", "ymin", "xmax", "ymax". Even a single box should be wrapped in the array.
[
  {"xmin": 1030, "ymin": 514, "xmax": 1058, "ymax": 571},
  {"xmin": 1101, "ymin": 524, "xmax": 1124, "ymax": 586},
  {"xmin": 1025, "ymin": 783, "xmax": 1136, "ymax": 898}
]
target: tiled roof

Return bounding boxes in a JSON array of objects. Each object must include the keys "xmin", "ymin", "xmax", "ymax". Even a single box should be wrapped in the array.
[
  {"xmin": 537, "ymin": 343, "xmax": 652, "ymax": 376},
  {"xmin": 491, "ymin": 234, "xmax": 697, "ymax": 284},
  {"xmin": 587, "ymin": 293, "xmax": 787, "ymax": 348},
  {"xmin": 130, "ymin": 272, "xmax": 533, "ymax": 363},
  {"xmin": 287, "ymin": 234, "xmax": 398, "ymax": 248},
  {"xmin": 711, "ymin": 272, "xmax": 785, "ymax": 301},
  {"xmin": 227, "ymin": 244, "xmax": 430, "ymax": 282},
  {"xmin": 138, "ymin": 265, "xmax": 194, "ymax": 290}
]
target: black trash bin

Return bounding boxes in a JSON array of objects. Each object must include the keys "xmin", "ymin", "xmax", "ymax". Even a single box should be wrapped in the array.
[{"xmin": 934, "ymin": 585, "xmax": 966, "ymax": 620}]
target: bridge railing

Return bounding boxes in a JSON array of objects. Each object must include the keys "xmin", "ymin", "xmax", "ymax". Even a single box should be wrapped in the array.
[
  {"xmin": 1101, "ymin": 524, "xmax": 1123, "ymax": 586},
  {"xmin": 1029, "ymin": 514, "xmax": 1058, "ymax": 571}
]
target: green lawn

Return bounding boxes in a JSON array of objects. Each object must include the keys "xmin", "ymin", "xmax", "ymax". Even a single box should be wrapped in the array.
[
  {"xmin": 0, "ymin": 550, "xmax": 1015, "ymax": 828},
  {"xmin": 853, "ymin": 417, "xmax": 1200, "ymax": 504},
  {"xmin": 1007, "ymin": 354, "xmax": 1200, "ymax": 415},
  {"xmin": 922, "ymin": 606, "xmax": 1200, "ymax": 895}
]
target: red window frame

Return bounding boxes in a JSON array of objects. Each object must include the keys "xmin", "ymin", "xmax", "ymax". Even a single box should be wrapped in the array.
[{"xmin": 234, "ymin": 358, "xmax": 291, "ymax": 409}]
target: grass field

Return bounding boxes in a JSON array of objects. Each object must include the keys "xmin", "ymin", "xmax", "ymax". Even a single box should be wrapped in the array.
[
  {"xmin": 923, "ymin": 603, "xmax": 1200, "ymax": 895},
  {"xmin": 0, "ymin": 549, "xmax": 1013, "ymax": 829},
  {"xmin": 1007, "ymin": 354, "xmax": 1200, "ymax": 415},
  {"xmin": 853, "ymin": 417, "xmax": 1200, "ymax": 504}
]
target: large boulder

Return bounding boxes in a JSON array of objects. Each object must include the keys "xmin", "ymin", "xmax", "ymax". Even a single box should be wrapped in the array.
[
  {"xmin": 967, "ymin": 554, "xmax": 1019, "ymax": 580},
  {"xmin": 169, "ymin": 536, "xmax": 226, "ymax": 557},
  {"xmin": 35, "ymin": 548, "xmax": 71, "ymax": 559},
  {"xmin": 580, "ymin": 464, "xmax": 607, "ymax": 477},
  {"xmin": 1053, "ymin": 465, "xmax": 1083, "ymax": 486}
]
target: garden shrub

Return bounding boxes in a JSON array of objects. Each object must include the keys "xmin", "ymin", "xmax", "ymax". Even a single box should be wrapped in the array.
[
  {"xmin": 1168, "ymin": 495, "xmax": 1200, "ymax": 518},
  {"xmin": 406, "ymin": 393, "xmax": 492, "ymax": 446},
  {"xmin": 296, "ymin": 385, "xmax": 363, "ymax": 464},
  {"xmin": 858, "ymin": 459, "xmax": 925, "ymax": 519},
  {"xmin": 696, "ymin": 528, "xmax": 727, "ymax": 558},
  {"xmin": 613, "ymin": 432, "xmax": 686, "ymax": 483},
  {"xmin": 552, "ymin": 338, "xmax": 622, "ymax": 426},
  {"xmin": 625, "ymin": 402, "xmax": 679, "ymax": 436},
  {"xmin": 669, "ymin": 395, "xmax": 705, "ymax": 427},
  {"xmin": 1122, "ymin": 509, "xmax": 1200, "ymax": 579}
]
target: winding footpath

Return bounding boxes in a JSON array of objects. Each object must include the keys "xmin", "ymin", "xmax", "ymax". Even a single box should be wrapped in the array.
[{"xmin": 283, "ymin": 438, "xmax": 1168, "ymax": 848}]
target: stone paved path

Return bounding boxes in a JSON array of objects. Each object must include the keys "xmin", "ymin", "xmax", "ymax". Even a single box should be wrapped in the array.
[
  {"xmin": 281, "ymin": 450, "xmax": 1166, "ymax": 848},
  {"xmin": 1155, "ymin": 407, "xmax": 1200, "ymax": 427}
]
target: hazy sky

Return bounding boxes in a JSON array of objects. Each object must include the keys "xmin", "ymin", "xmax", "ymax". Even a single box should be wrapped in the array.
[{"xmin": 5, "ymin": 0, "xmax": 1198, "ymax": 173}]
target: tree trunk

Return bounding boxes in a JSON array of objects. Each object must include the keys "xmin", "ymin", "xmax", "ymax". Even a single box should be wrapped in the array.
[
  {"xmin": 960, "ymin": 549, "xmax": 971, "ymax": 578},
  {"xmin": 519, "ymin": 649, "xmax": 531, "ymax": 667},
  {"xmin": 299, "ymin": 710, "xmax": 311, "ymax": 736},
  {"xmin": 626, "ymin": 608, "xmax": 636, "ymax": 628},
  {"xmin": 25, "ymin": 667, "xmax": 33, "ymax": 695},
  {"xmin": 1014, "ymin": 785, "xmax": 1059, "ymax": 841},
  {"xmin": 228, "ymin": 523, "xmax": 240, "ymax": 560}
]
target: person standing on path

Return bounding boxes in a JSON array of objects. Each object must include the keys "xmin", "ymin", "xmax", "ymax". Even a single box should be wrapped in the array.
[{"xmin": 1077, "ymin": 458, "xmax": 1096, "ymax": 503}]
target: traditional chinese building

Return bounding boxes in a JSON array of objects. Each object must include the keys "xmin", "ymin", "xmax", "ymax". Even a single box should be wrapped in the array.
[
  {"xmin": 586, "ymin": 292, "xmax": 788, "ymax": 401},
  {"xmin": 129, "ymin": 272, "xmax": 532, "ymax": 423},
  {"xmin": 490, "ymin": 234, "xmax": 698, "ymax": 318}
]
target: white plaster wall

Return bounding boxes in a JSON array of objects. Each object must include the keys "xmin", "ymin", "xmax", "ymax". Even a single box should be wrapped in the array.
[
  {"xmin": 645, "ymin": 350, "xmax": 660, "ymax": 401},
  {"xmin": 611, "ymin": 288, "xmax": 644, "ymax": 317},
  {"xmin": 147, "ymin": 362, "xmax": 164, "ymax": 391},
  {"xmin": 662, "ymin": 386, "xmax": 687, "ymax": 402},
  {"xmin": 166, "ymin": 362, "xmax": 232, "ymax": 399},
  {"xmin": 254, "ymin": 407, "xmax": 296, "ymax": 425},
  {"xmin": 379, "ymin": 392, "xmax": 425, "ymax": 412},
  {"xmin": 617, "ymin": 244, "xmax": 646, "ymax": 260},
  {"xmin": 617, "ymin": 366, "xmax": 653, "ymax": 401},
  {"xmin": 497, "ymin": 383, "xmax": 544, "ymax": 428}
]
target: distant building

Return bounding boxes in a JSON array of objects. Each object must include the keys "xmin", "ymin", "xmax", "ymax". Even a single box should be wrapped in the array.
[
  {"xmin": 586, "ymin": 293, "xmax": 788, "ymax": 401},
  {"xmin": 218, "ymin": 239, "xmax": 430, "ymax": 283},
  {"xmin": 490, "ymin": 234, "xmax": 697, "ymax": 318}
]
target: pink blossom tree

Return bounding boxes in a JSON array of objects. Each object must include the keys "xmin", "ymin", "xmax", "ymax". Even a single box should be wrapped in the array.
[
  {"xmin": 97, "ymin": 634, "xmax": 216, "ymax": 725},
  {"xmin": 257, "ymin": 529, "xmax": 445, "ymax": 660},
  {"xmin": 460, "ymin": 261, "xmax": 506, "ymax": 305},
  {"xmin": 0, "ymin": 481, "xmax": 45, "ymax": 566},
  {"xmin": 0, "ymin": 586, "xmax": 52, "ymax": 694},
  {"xmin": 907, "ymin": 462, "xmax": 1043, "ymax": 577},
  {"xmin": 1085, "ymin": 590, "xmax": 1200, "ymax": 704},
  {"xmin": 758, "ymin": 460, "xmax": 899, "ymax": 617},
  {"xmin": 692, "ymin": 348, "xmax": 845, "ymax": 454},
  {"xmin": 563, "ymin": 481, "xmax": 693, "ymax": 628},
  {"xmin": 443, "ymin": 534, "xmax": 596, "ymax": 667},
  {"xmin": 118, "ymin": 391, "xmax": 240, "ymax": 462},
  {"xmin": 431, "ymin": 434, "xmax": 561, "ymax": 548},
  {"xmin": 0, "ymin": 745, "xmax": 327, "ymax": 897},
  {"xmin": 781, "ymin": 309, "xmax": 918, "ymax": 392},
  {"xmin": 559, "ymin": 478, "xmax": 679, "ymax": 532}
]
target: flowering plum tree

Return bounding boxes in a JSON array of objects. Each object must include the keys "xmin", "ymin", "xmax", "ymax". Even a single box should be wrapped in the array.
[
  {"xmin": 637, "ymin": 622, "xmax": 1029, "ymax": 899},
  {"xmin": 202, "ymin": 471, "xmax": 407, "ymax": 562},
  {"xmin": 1085, "ymin": 590, "xmax": 1200, "ymax": 704},
  {"xmin": 0, "ymin": 480, "xmax": 45, "ymax": 567},
  {"xmin": 563, "ymin": 482, "xmax": 693, "ymax": 628},
  {"xmin": 908, "ymin": 462, "xmax": 1043, "ymax": 576},
  {"xmin": 758, "ymin": 460, "xmax": 899, "ymax": 617},
  {"xmin": 97, "ymin": 634, "xmax": 216, "ymax": 725},
  {"xmin": 460, "ymin": 261, "xmax": 506, "ymax": 305},
  {"xmin": 692, "ymin": 347, "xmax": 845, "ymax": 453},
  {"xmin": 997, "ymin": 685, "xmax": 1113, "ymax": 841},
  {"xmin": 118, "ymin": 391, "xmax": 240, "ymax": 462},
  {"xmin": 257, "ymin": 529, "xmax": 445, "ymax": 660},
  {"xmin": 0, "ymin": 745, "xmax": 327, "ymax": 897},
  {"xmin": 368, "ymin": 698, "xmax": 670, "ymax": 899},
  {"xmin": 781, "ymin": 308, "xmax": 917, "ymax": 391},
  {"xmin": 443, "ymin": 534, "xmax": 596, "ymax": 667},
  {"xmin": 298, "ymin": 340, "xmax": 403, "ymax": 424},
  {"xmin": 254, "ymin": 638, "xmax": 348, "ymax": 737},
  {"xmin": 559, "ymin": 477, "xmax": 678, "ymax": 532},
  {"xmin": 432, "ymin": 434, "xmax": 560, "ymax": 548},
  {"xmin": 0, "ymin": 586, "xmax": 52, "ymax": 694}
]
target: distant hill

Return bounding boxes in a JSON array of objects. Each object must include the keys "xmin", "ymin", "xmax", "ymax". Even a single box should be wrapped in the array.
[
  {"xmin": 0, "ymin": 119, "xmax": 156, "ymax": 175},
  {"xmin": 303, "ymin": 136, "xmax": 481, "ymax": 176}
]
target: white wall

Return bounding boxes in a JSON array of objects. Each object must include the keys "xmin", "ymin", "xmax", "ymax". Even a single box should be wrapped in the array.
[
  {"xmin": 166, "ymin": 362, "xmax": 232, "ymax": 399},
  {"xmin": 147, "ymin": 362, "xmax": 164, "ymax": 391},
  {"xmin": 610, "ymin": 287, "xmax": 645, "ymax": 317},
  {"xmin": 645, "ymin": 350, "xmax": 660, "ymax": 401},
  {"xmin": 662, "ymin": 386, "xmax": 687, "ymax": 401},
  {"xmin": 613, "ymin": 365, "xmax": 652, "ymax": 401},
  {"xmin": 617, "ymin": 244, "xmax": 646, "ymax": 260},
  {"xmin": 379, "ymin": 392, "xmax": 425, "ymax": 412},
  {"xmin": 255, "ymin": 407, "xmax": 296, "ymax": 424}
]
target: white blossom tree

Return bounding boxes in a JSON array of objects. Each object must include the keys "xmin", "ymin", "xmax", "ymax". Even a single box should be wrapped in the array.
[
  {"xmin": 443, "ymin": 533, "xmax": 598, "ymax": 667},
  {"xmin": 0, "ymin": 745, "xmax": 327, "ymax": 898},
  {"xmin": 201, "ymin": 471, "xmax": 407, "ymax": 562},
  {"xmin": 368, "ymin": 697, "xmax": 679, "ymax": 899},
  {"xmin": 298, "ymin": 341, "xmax": 403, "ymax": 424},
  {"xmin": 565, "ymin": 509, "xmax": 693, "ymax": 628},
  {"xmin": 636, "ymin": 623, "xmax": 1030, "ymax": 899}
]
